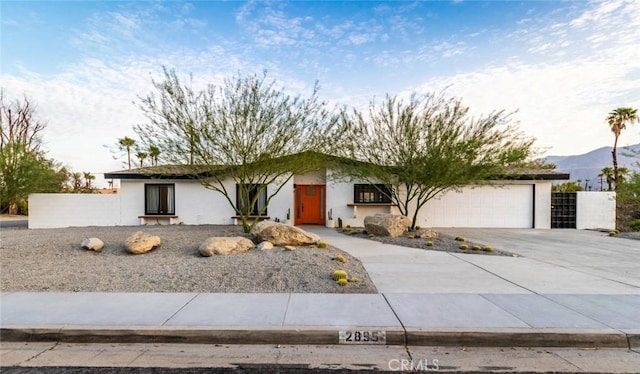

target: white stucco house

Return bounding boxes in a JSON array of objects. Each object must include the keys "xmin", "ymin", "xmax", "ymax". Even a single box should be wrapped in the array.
[{"xmin": 28, "ymin": 157, "xmax": 575, "ymax": 229}]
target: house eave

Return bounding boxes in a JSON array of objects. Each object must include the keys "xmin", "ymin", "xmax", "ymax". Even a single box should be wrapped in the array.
[{"xmin": 103, "ymin": 173, "xmax": 200, "ymax": 180}]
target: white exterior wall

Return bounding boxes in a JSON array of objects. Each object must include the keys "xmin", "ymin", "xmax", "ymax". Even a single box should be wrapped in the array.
[
  {"xmin": 121, "ymin": 178, "xmax": 292, "ymax": 225},
  {"xmin": 293, "ymin": 169, "xmax": 326, "ymax": 185},
  {"xmin": 28, "ymin": 177, "xmax": 295, "ymax": 228},
  {"xmin": 576, "ymin": 191, "xmax": 616, "ymax": 230},
  {"xmin": 535, "ymin": 182, "xmax": 552, "ymax": 229},
  {"xmin": 268, "ymin": 178, "xmax": 295, "ymax": 223},
  {"xmin": 28, "ymin": 193, "xmax": 121, "ymax": 229},
  {"xmin": 28, "ymin": 169, "xmax": 562, "ymax": 230},
  {"xmin": 325, "ymin": 169, "xmax": 399, "ymax": 227},
  {"xmin": 325, "ymin": 170, "xmax": 553, "ymax": 229}
]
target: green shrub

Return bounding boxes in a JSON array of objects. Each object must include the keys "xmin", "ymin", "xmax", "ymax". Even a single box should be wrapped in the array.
[
  {"xmin": 345, "ymin": 225, "xmax": 351, "ymax": 229},
  {"xmin": 483, "ymin": 246, "xmax": 493, "ymax": 252},
  {"xmin": 335, "ymin": 254, "xmax": 346, "ymax": 263},
  {"xmin": 472, "ymin": 245, "xmax": 481, "ymax": 251},
  {"xmin": 415, "ymin": 226, "xmax": 421, "ymax": 230},
  {"xmin": 317, "ymin": 240, "xmax": 328, "ymax": 249},
  {"xmin": 336, "ymin": 278, "xmax": 348, "ymax": 286},
  {"xmin": 629, "ymin": 219, "xmax": 640, "ymax": 232},
  {"xmin": 362, "ymin": 230, "xmax": 368, "ymax": 235},
  {"xmin": 17, "ymin": 200, "xmax": 29, "ymax": 215},
  {"xmin": 426, "ymin": 241, "xmax": 433, "ymax": 247},
  {"xmin": 609, "ymin": 231, "xmax": 617, "ymax": 236},
  {"xmin": 407, "ymin": 234, "xmax": 415, "ymax": 239},
  {"xmin": 348, "ymin": 277, "xmax": 360, "ymax": 283},
  {"xmin": 349, "ymin": 230, "xmax": 358, "ymax": 235},
  {"xmin": 455, "ymin": 236, "xmax": 465, "ymax": 241},
  {"xmin": 332, "ymin": 270, "xmax": 348, "ymax": 281},
  {"xmin": 368, "ymin": 234, "xmax": 375, "ymax": 238},
  {"xmin": 459, "ymin": 244, "xmax": 468, "ymax": 250}
]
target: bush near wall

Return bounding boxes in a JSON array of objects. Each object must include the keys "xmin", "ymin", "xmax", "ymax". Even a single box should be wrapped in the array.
[
  {"xmin": 616, "ymin": 173, "xmax": 640, "ymax": 232},
  {"xmin": 0, "ymin": 200, "xmax": 28, "ymax": 215}
]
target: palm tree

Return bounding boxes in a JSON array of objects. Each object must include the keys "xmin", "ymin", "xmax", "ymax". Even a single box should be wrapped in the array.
[
  {"xmin": 136, "ymin": 151, "xmax": 147, "ymax": 168},
  {"xmin": 118, "ymin": 137, "xmax": 136, "ymax": 170},
  {"xmin": 148, "ymin": 145, "xmax": 161, "ymax": 166},
  {"xmin": 600, "ymin": 167, "xmax": 615, "ymax": 191},
  {"xmin": 606, "ymin": 107, "xmax": 638, "ymax": 190},
  {"xmin": 618, "ymin": 167, "xmax": 630, "ymax": 184},
  {"xmin": 83, "ymin": 172, "xmax": 95, "ymax": 190},
  {"xmin": 71, "ymin": 172, "xmax": 83, "ymax": 192}
]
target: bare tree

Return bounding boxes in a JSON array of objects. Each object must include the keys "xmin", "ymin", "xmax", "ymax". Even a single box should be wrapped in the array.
[
  {"xmin": 0, "ymin": 90, "xmax": 45, "ymax": 151},
  {"xmin": 1, "ymin": 90, "xmax": 65, "ymax": 213}
]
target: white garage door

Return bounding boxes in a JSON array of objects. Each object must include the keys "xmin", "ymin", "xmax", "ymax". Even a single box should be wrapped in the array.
[{"xmin": 421, "ymin": 184, "xmax": 534, "ymax": 228}]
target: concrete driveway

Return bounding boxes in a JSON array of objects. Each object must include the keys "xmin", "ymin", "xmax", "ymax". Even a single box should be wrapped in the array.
[
  {"xmin": 436, "ymin": 228, "xmax": 640, "ymax": 289},
  {"xmin": 306, "ymin": 227, "xmax": 640, "ymax": 295}
]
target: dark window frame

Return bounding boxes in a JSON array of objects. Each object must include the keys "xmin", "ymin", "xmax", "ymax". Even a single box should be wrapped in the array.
[
  {"xmin": 236, "ymin": 184, "xmax": 268, "ymax": 216},
  {"xmin": 353, "ymin": 184, "xmax": 392, "ymax": 204},
  {"xmin": 144, "ymin": 183, "xmax": 176, "ymax": 215}
]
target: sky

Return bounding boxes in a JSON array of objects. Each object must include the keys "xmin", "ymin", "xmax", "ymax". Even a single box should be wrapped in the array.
[{"xmin": 1, "ymin": 0, "xmax": 639, "ymax": 187}]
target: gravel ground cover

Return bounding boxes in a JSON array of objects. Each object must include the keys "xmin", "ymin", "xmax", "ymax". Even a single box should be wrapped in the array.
[
  {"xmin": 0, "ymin": 225, "xmax": 376, "ymax": 293},
  {"xmin": 337, "ymin": 227, "xmax": 518, "ymax": 257}
]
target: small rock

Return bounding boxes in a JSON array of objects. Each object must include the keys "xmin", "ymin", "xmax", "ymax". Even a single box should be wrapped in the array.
[
  {"xmin": 416, "ymin": 228, "xmax": 438, "ymax": 239},
  {"xmin": 125, "ymin": 231, "xmax": 161, "ymax": 254},
  {"xmin": 81, "ymin": 238, "xmax": 104, "ymax": 252},
  {"xmin": 256, "ymin": 241, "xmax": 274, "ymax": 251},
  {"xmin": 199, "ymin": 237, "xmax": 255, "ymax": 256},
  {"xmin": 284, "ymin": 245, "xmax": 296, "ymax": 251}
]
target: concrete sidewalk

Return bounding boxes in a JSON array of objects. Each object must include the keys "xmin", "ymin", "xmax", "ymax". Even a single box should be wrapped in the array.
[
  {"xmin": 1, "ymin": 292, "xmax": 639, "ymax": 348},
  {"xmin": 2, "ymin": 227, "xmax": 640, "ymax": 350}
]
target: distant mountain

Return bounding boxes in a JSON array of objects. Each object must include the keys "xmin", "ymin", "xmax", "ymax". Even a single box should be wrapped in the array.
[{"xmin": 545, "ymin": 144, "xmax": 640, "ymax": 190}]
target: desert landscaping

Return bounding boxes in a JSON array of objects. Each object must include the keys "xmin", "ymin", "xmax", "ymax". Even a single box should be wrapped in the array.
[{"xmin": 0, "ymin": 223, "xmax": 376, "ymax": 294}]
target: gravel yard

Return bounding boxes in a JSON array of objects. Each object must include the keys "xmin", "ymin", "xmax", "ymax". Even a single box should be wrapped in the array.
[
  {"xmin": 0, "ymin": 225, "xmax": 377, "ymax": 293},
  {"xmin": 337, "ymin": 227, "xmax": 517, "ymax": 256}
]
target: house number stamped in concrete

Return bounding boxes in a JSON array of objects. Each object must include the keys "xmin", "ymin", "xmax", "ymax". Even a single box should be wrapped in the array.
[{"xmin": 339, "ymin": 330, "xmax": 386, "ymax": 344}]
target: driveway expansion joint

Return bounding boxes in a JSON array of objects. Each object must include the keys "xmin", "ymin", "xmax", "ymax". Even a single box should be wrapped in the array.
[{"xmin": 161, "ymin": 293, "xmax": 200, "ymax": 326}]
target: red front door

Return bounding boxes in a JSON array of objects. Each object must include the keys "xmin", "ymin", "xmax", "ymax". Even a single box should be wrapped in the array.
[{"xmin": 295, "ymin": 185, "xmax": 325, "ymax": 225}]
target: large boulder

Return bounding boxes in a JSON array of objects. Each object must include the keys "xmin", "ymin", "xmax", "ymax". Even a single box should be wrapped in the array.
[
  {"xmin": 364, "ymin": 214, "xmax": 411, "ymax": 237},
  {"xmin": 81, "ymin": 237, "xmax": 104, "ymax": 252},
  {"xmin": 251, "ymin": 221, "xmax": 320, "ymax": 246},
  {"xmin": 199, "ymin": 237, "xmax": 255, "ymax": 256},
  {"xmin": 125, "ymin": 231, "xmax": 161, "ymax": 254}
]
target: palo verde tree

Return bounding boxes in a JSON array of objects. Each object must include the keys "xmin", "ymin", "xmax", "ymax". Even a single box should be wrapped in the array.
[
  {"xmin": 0, "ymin": 90, "xmax": 67, "ymax": 214},
  {"xmin": 339, "ymin": 92, "xmax": 535, "ymax": 230},
  {"xmin": 135, "ymin": 69, "xmax": 338, "ymax": 232},
  {"xmin": 606, "ymin": 107, "xmax": 638, "ymax": 190}
]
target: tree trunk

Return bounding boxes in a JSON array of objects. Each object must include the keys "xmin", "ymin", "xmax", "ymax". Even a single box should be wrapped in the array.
[{"xmin": 612, "ymin": 135, "xmax": 619, "ymax": 190}]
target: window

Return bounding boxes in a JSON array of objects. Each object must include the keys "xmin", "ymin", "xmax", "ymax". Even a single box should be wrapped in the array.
[
  {"xmin": 354, "ymin": 184, "xmax": 392, "ymax": 204},
  {"xmin": 236, "ymin": 184, "xmax": 267, "ymax": 216},
  {"xmin": 145, "ymin": 184, "xmax": 175, "ymax": 215}
]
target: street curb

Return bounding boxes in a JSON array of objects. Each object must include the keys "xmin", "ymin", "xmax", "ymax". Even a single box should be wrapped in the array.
[
  {"xmin": 405, "ymin": 328, "xmax": 630, "ymax": 348},
  {"xmin": 1, "ymin": 326, "xmax": 631, "ymax": 349},
  {"xmin": 627, "ymin": 332, "xmax": 640, "ymax": 349},
  {"xmin": 0, "ymin": 326, "xmax": 407, "ymax": 346}
]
